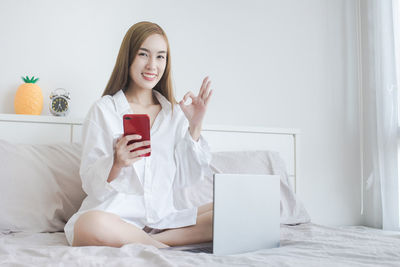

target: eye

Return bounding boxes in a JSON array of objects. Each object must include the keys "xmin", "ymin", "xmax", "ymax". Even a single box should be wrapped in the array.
[
  {"xmin": 157, "ymin": 55, "xmax": 165, "ymax": 59},
  {"xmin": 138, "ymin": 52, "xmax": 148, "ymax": 57}
]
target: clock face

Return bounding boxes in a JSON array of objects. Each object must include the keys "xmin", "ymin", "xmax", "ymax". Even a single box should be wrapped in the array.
[{"xmin": 52, "ymin": 97, "xmax": 68, "ymax": 113}]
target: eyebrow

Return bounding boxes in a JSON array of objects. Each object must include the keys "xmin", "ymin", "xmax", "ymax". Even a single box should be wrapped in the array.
[{"xmin": 139, "ymin": 48, "xmax": 167, "ymax": 54}]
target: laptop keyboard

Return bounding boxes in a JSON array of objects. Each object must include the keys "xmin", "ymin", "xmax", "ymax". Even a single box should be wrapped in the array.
[
  {"xmin": 161, "ymin": 243, "xmax": 213, "ymax": 253},
  {"xmin": 183, "ymin": 246, "xmax": 213, "ymax": 253}
]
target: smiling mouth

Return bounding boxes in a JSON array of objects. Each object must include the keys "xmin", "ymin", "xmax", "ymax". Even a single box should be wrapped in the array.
[
  {"xmin": 142, "ymin": 73, "xmax": 157, "ymax": 78},
  {"xmin": 142, "ymin": 73, "xmax": 157, "ymax": 81}
]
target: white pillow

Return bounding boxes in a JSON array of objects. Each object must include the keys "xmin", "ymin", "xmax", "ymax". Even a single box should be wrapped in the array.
[
  {"xmin": 173, "ymin": 150, "xmax": 311, "ymax": 225},
  {"xmin": 0, "ymin": 140, "xmax": 86, "ymax": 233}
]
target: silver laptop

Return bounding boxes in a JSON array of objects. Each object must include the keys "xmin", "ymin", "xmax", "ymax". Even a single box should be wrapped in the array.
[{"xmin": 163, "ymin": 173, "xmax": 280, "ymax": 255}]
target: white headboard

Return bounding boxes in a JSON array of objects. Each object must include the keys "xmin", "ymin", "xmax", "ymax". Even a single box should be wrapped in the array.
[
  {"xmin": 201, "ymin": 125, "xmax": 299, "ymax": 193},
  {"xmin": 0, "ymin": 114, "xmax": 299, "ymax": 193}
]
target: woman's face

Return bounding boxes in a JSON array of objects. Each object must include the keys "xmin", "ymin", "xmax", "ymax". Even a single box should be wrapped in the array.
[{"xmin": 129, "ymin": 34, "xmax": 168, "ymax": 91}]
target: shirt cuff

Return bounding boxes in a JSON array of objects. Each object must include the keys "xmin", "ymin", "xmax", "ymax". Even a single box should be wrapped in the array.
[
  {"xmin": 96, "ymin": 155, "xmax": 140, "ymax": 195},
  {"xmin": 183, "ymin": 129, "xmax": 213, "ymax": 177},
  {"xmin": 184, "ymin": 129, "xmax": 211, "ymax": 158}
]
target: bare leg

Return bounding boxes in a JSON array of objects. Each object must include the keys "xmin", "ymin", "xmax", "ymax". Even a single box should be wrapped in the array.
[
  {"xmin": 197, "ymin": 202, "xmax": 213, "ymax": 216},
  {"xmin": 151, "ymin": 202, "xmax": 213, "ymax": 246},
  {"xmin": 72, "ymin": 210, "xmax": 168, "ymax": 248}
]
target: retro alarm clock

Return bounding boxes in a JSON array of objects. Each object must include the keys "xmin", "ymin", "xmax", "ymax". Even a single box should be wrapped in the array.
[{"xmin": 49, "ymin": 88, "xmax": 70, "ymax": 116}]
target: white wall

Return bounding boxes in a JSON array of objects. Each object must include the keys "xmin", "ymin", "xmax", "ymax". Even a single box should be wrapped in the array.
[{"xmin": 0, "ymin": 0, "xmax": 362, "ymax": 225}]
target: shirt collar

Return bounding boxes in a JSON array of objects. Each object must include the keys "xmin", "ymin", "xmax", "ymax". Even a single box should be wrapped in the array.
[
  {"xmin": 113, "ymin": 89, "xmax": 172, "ymax": 116},
  {"xmin": 153, "ymin": 89, "xmax": 172, "ymax": 113},
  {"xmin": 113, "ymin": 90, "xmax": 131, "ymax": 116}
]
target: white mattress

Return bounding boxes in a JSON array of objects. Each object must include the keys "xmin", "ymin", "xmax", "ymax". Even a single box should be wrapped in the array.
[{"xmin": 1, "ymin": 223, "xmax": 399, "ymax": 267}]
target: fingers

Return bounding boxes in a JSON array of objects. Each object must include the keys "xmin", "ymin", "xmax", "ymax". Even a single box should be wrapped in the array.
[
  {"xmin": 181, "ymin": 91, "xmax": 195, "ymax": 104},
  {"xmin": 127, "ymin": 140, "xmax": 150, "ymax": 151},
  {"xmin": 118, "ymin": 147, "xmax": 151, "ymax": 167},
  {"xmin": 114, "ymin": 137, "xmax": 151, "ymax": 167},
  {"xmin": 129, "ymin": 147, "xmax": 152, "ymax": 158},
  {"xmin": 205, "ymin": 89, "xmax": 213, "ymax": 106},
  {"xmin": 201, "ymin": 80, "xmax": 211, "ymax": 99},
  {"xmin": 198, "ymin": 76, "xmax": 212, "ymax": 102},
  {"xmin": 199, "ymin": 76, "xmax": 209, "ymax": 97},
  {"xmin": 181, "ymin": 76, "xmax": 213, "ymax": 104},
  {"xmin": 115, "ymin": 134, "xmax": 145, "ymax": 156},
  {"xmin": 117, "ymin": 134, "xmax": 142, "ymax": 147}
]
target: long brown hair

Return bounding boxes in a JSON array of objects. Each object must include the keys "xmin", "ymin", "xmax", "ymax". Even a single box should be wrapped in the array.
[{"xmin": 102, "ymin": 21, "xmax": 176, "ymax": 107}]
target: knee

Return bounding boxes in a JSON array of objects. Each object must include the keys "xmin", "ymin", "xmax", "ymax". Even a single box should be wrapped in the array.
[
  {"xmin": 197, "ymin": 202, "xmax": 214, "ymax": 216},
  {"xmin": 206, "ymin": 202, "xmax": 214, "ymax": 213},
  {"xmin": 196, "ymin": 210, "xmax": 213, "ymax": 227},
  {"xmin": 72, "ymin": 210, "xmax": 119, "ymax": 247}
]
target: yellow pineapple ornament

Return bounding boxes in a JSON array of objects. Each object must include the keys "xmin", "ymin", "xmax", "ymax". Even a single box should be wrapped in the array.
[{"xmin": 14, "ymin": 76, "xmax": 44, "ymax": 115}]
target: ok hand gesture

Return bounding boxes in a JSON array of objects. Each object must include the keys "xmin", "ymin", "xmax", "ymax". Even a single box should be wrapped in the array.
[{"xmin": 179, "ymin": 76, "xmax": 213, "ymax": 140}]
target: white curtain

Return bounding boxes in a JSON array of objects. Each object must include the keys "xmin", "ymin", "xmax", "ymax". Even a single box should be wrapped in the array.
[{"xmin": 360, "ymin": 0, "xmax": 399, "ymax": 230}]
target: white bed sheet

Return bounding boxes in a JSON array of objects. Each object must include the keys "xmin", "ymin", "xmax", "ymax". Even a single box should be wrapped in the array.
[{"xmin": 0, "ymin": 223, "xmax": 399, "ymax": 267}]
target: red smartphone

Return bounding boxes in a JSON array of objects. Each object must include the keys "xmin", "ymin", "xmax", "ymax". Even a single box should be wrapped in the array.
[{"xmin": 123, "ymin": 114, "xmax": 151, "ymax": 157}]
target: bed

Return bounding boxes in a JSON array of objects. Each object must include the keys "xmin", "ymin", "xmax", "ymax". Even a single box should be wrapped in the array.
[{"xmin": 0, "ymin": 113, "xmax": 399, "ymax": 267}]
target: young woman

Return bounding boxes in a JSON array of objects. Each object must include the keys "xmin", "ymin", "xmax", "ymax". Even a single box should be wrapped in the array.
[{"xmin": 64, "ymin": 21, "xmax": 213, "ymax": 248}]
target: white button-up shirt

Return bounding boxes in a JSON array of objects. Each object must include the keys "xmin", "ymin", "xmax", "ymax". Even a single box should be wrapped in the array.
[{"xmin": 64, "ymin": 89, "xmax": 211, "ymax": 245}]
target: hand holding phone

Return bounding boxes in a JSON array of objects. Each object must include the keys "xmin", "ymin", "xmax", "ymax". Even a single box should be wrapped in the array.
[
  {"xmin": 113, "ymin": 134, "xmax": 150, "ymax": 169},
  {"xmin": 123, "ymin": 114, "xmax": 151, "ymax": 157},
  {"xmin": 113, "ymin": 114, "xmax": 151, "ymax": 169}
]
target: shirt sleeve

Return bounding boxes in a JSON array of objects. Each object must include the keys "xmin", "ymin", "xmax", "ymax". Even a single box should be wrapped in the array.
[
  {"xmin": 79, "ymin": 105, "xmax": 122, "ymax": 201},
  {"xmin": 173, "ymin": 109, "xmax": 212, "ymax": 189}
]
